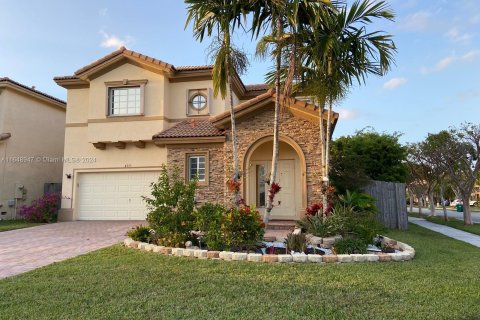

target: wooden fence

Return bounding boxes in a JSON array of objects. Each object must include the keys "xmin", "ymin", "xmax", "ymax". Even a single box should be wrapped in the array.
[{"xmin": 363, "ymin": 180, "xmax": 408, "ymax": 230}]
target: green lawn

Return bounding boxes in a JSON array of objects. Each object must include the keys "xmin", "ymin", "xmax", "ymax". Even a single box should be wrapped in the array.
[
  {"xmin": 409, "ymin": 212, "xmax": 480, "ymax": 236},
  {"xmin": 0, "ymin": 219, "xmax": 43, "ymax": 232},
  {"xmin": 1, "ymin": 224, "xmax": 480, "ymax": 319}
]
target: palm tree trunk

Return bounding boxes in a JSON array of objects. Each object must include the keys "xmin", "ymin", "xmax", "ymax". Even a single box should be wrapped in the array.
[
  {"xmin": 323, "ymin": 94, "xmax": 333, "ymax": 218},
  {"xmin": 264, "ymin": 17, "xmax": 282, "ymax": 224},
  {"xmin": 319, "ymin": 102, "xmax": 326, "ymax": 217},
  {"xmin": 226, "ymin": 65, "xmax": 240, "ymax": 206}
]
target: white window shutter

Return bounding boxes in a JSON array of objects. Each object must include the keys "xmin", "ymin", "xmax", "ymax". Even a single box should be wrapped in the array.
[
  {"xmin": 186, "ymin": 89, "xmax": 190, "ymax": 116},
  {"xmin": 208, "ymin": 88, "xmax": 213, "ymax": 114}
]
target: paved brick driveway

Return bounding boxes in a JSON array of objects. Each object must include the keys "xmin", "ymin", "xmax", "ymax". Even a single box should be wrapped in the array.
[{"xmin": 0, "ymin": 221, "xmax": 142, "ymax": 279}]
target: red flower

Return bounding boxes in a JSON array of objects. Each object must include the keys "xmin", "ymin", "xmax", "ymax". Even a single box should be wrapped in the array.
[
  {"xmin": 306, "ymin": 203, "xmax": 322, "ymax": 216},
  {"xmin": 268, "ymin": 182, "xmax": 282, "ymax": 203}
]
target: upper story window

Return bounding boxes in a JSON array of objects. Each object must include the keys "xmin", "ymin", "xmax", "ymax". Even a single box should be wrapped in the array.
[
  {"xmin": 105, "ymin": 79, "xmax": 148, "ymax": 117},
  {"xmin": 191, "ymin": 94, "xmax": 207, "ymax": 111},
  {"xmin": 109, "ymin": 87, "xmax": 141, "ymax": 115},
  {"xmin": 187, "ymin": 88, "xmax": 211, "ymax": 117}
]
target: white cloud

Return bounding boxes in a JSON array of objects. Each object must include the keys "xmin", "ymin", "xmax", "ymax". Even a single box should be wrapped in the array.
[
  {"xmin": 470, "ymin": 14, "xmax": 480, "ymax": 24},
  {"xmin": 99, "ymin": 31, "xmax": 133, "ymax": 49},
  {"xmin": 435, "ymin": 56, "xmax": 456, "ymax": 71},
  {"xmin": 461, "ymin": 50, "xmax": 480, "ymax": 61},
  {"xmin": 99, "ymin": 8, "xmax": 108, "ymax": 17},
  {"xmin": 401, "ymin": 10, "xmax": 433, "ymax": 30},
  {"xmin": 445, "ymin": 27, "xmax": 472, "ymax": 43},
  {"xmin": 338, "ymin": 108, "xmax": 360, "ymax": 120},
  {"xmin": 421, "ymin": 50, "xmax": 479, "ymax": 74},
  {"xmin": 383, "ymin": 77, "xmax": 408, "ymax": 90},
  {"xmin": 101, "ymin": 36, "xmax": 125, "ymax": 48}
]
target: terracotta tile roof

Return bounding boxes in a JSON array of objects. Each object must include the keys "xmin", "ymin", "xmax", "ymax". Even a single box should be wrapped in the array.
[
  {"xmin": 174, "ymin": 65, "xmax": 213, "ymax": 71},
  {"xmin": 211, "ymin": 89, "xmax": 339, "ymax": 127},
  {"xmin": 57, "ymin": 47, "xmax": 270, "ymax": 96},
  {"xmin": 245, "ymin": 84, "xmax": 270, "ymax": 91},
  {"xmin": 0, "ymin": 77, "xmax": 66, "ymax": 105},
  {"xmin": 74, "ymin": 47, "xmax": 174, "ymax": 76},
  {"xmin": 53, "ymin": 75, "xmax": 80, "ymax": 81},
  {"xmin": 153, "ymin": 119, "xmax": 225, "ymax": 139},
  {"xmin": 211, "ymin": 90, "xmax": 274, "ymax": 123}
]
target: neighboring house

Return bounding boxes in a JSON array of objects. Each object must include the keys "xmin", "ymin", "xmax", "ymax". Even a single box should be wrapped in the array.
[
  {"xmin": 471, "ymin": 185, "xmax": 480, "ymax": 202},
  {"xmin": 0, "ymin": 78, "xmax": 66, "ymax": 219},
  {"xmin": 54, "ymin": 47, "xmax": 338, "ymax": 221}
]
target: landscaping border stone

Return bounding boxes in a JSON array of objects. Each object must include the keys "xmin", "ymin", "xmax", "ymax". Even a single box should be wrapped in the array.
[{"xmin": 123, "ymin": 235, "xmax": 415, "ymax": 264}]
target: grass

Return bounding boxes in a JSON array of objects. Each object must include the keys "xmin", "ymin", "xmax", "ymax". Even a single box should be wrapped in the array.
[
  {"xmin": 0, "ymin": 219, "xmax": 43, "ymax": 232},
  {"xmin": 409, "ymin": 212, "xmax": 480, "ymax": 236},
  {"xmin": 1, "ymin": 224, "xmax": 480, "ymax": 319}
]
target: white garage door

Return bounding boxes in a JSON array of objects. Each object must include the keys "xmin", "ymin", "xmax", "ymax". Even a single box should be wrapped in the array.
[{"xmin": 77, "ymin": 171, "xmax": 160, "ymax": 220}]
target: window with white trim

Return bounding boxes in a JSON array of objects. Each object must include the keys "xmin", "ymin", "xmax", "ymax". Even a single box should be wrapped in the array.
[
  {"xmin": 188, "ymin": 155, "xmax": 206, "ymax": 182},
  {"xmin": 108, "ymin": 87, "xmax": 141, "ymax": 115}
]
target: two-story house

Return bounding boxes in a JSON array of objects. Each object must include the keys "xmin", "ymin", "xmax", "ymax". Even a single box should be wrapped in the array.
[
  {"xmin": 0, "ymin": 78, "xmax": 66, "ymax": 219},
  {"xmin": 54, "ymin": 47, "xmax": 338, "ymax": 221}
]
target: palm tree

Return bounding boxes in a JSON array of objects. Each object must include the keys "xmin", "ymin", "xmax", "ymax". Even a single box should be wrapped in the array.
[
  {"xmin": 300, "ymin": 0, "xmax": 396, "ymax": 215},
  {"xmin": 185, "ymin": 0, "xmax": 249, "ymax": 205},
  {"xmin": 250, "ymin": 0, "xmax": 327, "ymax": 224}
]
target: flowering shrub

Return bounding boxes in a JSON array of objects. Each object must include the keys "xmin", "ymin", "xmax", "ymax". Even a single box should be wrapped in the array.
[
  {"xmin": 19, "ymin": 193, "xmax": 60, "ymax": 223},
  {"xmin": 221, "ymin": 205, "xmax": 265, "ymax": 251},
  {"xmin": 144, "ymin": 165, "xmax": 197, "ymax": 247}
]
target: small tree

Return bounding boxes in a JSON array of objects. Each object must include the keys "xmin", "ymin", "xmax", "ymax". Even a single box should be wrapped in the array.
[
  {"xmin": 405, "ymin": 162, "xmax": 428, "ymax": 215},
  {"xmin": 406, "ymin": 143, "xmax": 439, "ymax": 216},
  {"xmin": 425, "ymin": 125, "xmax": 480, "ymax": 225},
  {"xmin": 330, "ymin": 129, "xmax": 408, "ymax": 193}
]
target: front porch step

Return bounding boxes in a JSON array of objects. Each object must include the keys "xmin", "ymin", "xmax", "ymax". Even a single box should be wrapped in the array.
[
  {"xmin": 265, "ymin": 220, "xmax": 297, "ymax": 231},
  {"xmin": 263, "ymin": 220, "xmax": 297, "ymax": 242}
]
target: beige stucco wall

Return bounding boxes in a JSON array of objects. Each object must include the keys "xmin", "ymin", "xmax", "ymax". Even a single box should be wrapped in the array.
[
  {"xmin": 167, "ymin": 80, "xmax": 230, "ymax": 119},
  {"xmin": 61, "ymin": 62, "xmax": 174, "ymax": 213},
  {"xmin": 61, "ymin": 60, "xmax": 249, "ymax": 219},
  {"xmin": 0, "ymin": 88, "xmax": 65, "ymax": 219}
]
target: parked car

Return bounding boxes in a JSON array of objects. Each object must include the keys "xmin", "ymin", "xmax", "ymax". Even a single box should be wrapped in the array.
[
  {"xmin": 450, "ymin": 199, "xmax": 462, "ymax": 207},
  {"xmin": 450, "ymin": 199, "xmax": 477, "ymax": 206}
]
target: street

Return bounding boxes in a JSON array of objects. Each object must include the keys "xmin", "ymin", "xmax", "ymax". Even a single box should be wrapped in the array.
[{"xmin": 412, "ymin": 207, "xmax": 480, "ymax": 223}]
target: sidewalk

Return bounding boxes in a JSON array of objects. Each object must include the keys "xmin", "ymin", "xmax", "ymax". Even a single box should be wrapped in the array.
[{"xmin": 408, "ymin": 216, "xmax": 480, "ymax": 248}]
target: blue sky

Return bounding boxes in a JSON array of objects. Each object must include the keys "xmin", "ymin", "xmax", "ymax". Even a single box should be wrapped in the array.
[{"xmin": 1, "ymin": 0, "xmax": 479, "ymax": 143}]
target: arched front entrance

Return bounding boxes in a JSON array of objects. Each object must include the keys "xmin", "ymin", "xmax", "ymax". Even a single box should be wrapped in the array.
[{"xmin": 243, "ymin": 135, "xmax": 307, "ymax": 220}]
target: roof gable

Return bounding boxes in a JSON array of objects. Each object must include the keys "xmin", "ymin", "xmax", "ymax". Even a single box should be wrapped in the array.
[
  {"xmin": 54, "ymin": 48, "xmax": 269, "ymax": 98},
  {"xmin": 74, "ymin": 47, "xmax": 175, "ymax": 81},
  {"xmin": 211, "ymin": 90, "xmax": 339, "ymax": 129},
  {"xmin": 0, "ymin": 77, "xmax": 66, "ymax": 110}
]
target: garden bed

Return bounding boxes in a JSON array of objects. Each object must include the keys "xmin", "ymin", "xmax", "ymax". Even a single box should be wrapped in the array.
[{"xmin": 123, "ymin": 235, "xmax": 415, "ymax": 263}]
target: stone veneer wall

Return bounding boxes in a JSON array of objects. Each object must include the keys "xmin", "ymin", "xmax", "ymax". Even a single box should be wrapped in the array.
[
  {"xmin": 224, "ymin": 108, "xmax": 323, "ymax": 207},
  {"xmin": 166, "ymin": 108, "xmax": 323, "ymax": 209},
  {"xmin": 166, "ymin": 143, "xmax": 225, "ymax": 204}
]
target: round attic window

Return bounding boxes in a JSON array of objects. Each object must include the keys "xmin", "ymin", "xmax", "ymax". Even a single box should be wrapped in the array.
[{"xmin": 191, "ymin": 94, "xmax": 207, "ymax": 110}]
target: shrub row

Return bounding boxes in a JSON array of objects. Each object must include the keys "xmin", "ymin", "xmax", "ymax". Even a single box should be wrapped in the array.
[{"xmin": 131, "ymin": 165, "xmax": 264, "ymax": 250}]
